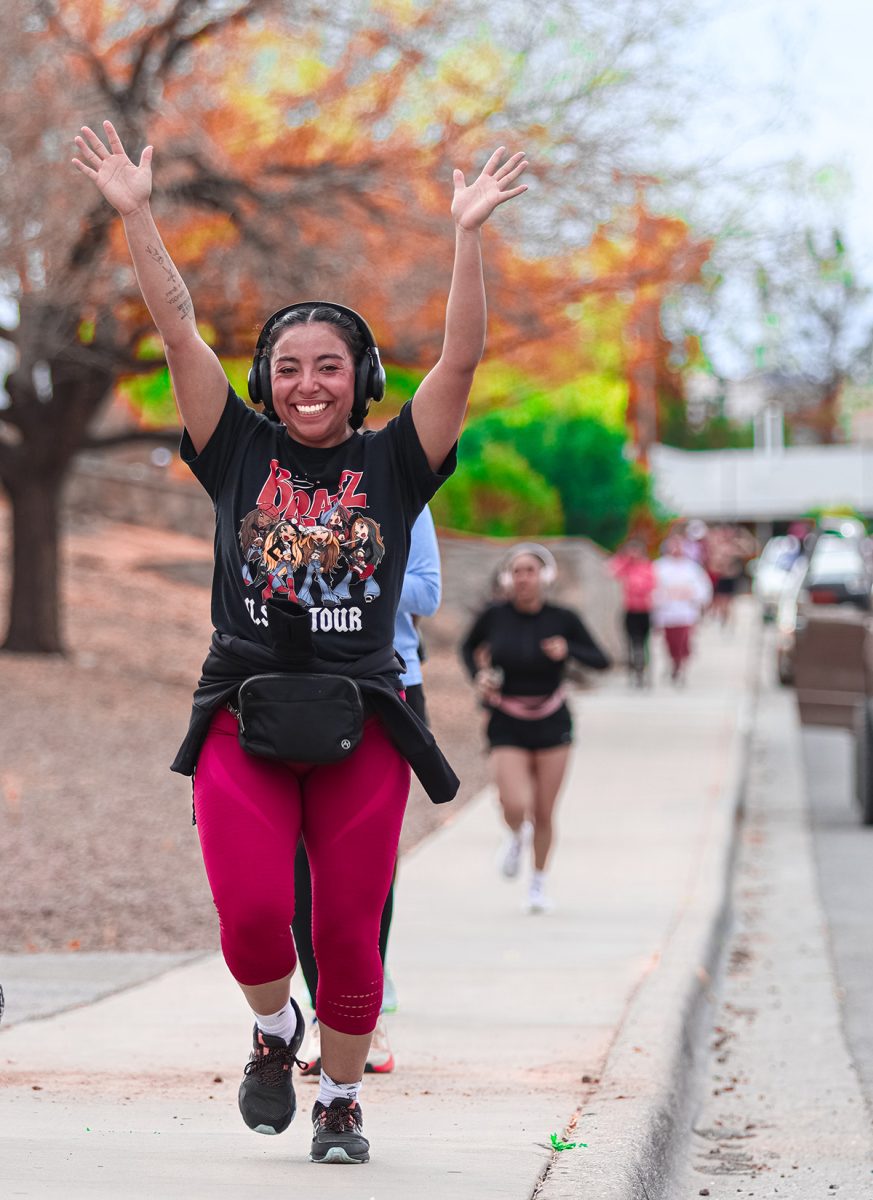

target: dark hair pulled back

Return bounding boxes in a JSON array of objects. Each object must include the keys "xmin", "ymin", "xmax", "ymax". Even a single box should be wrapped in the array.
[{"xmin": 266, "ymin": 304, "xmax": 366, "ymax": 366}]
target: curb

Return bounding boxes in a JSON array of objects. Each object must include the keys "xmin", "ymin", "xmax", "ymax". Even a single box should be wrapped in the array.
[{"xmin": 536, "ymin": 658, "xmax": 759, "ymax": 1199}]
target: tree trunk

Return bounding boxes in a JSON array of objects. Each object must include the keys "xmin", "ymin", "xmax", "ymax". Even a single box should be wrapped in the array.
[
  {"xmin": 1, "ymin": 298, "xmax": 119, "ymax": 655},
  {"xmin": 2, "ymin": 466, "xmax": 67, "ymax": 654}
]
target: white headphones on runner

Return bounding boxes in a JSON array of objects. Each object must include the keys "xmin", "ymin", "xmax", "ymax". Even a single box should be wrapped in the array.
[{"xmin": 497, "ymin": 543, "xmax": 558, "ymax": 590}]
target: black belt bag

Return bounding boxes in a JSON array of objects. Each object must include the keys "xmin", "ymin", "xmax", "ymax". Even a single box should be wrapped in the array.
[{"xmin": 235, "ymin": 673, "xmax": 364, "ymax": 763}]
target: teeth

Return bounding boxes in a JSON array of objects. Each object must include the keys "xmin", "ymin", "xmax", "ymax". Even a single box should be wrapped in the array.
[{"xmin": 295, "ymin": 402, "xmax": 327, "ymax": 414}]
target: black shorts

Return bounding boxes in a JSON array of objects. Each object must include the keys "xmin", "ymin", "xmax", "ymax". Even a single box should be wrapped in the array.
[
  {"xmin": 486, "ymin": 704, "xmax": 573, "ymax": 752},
  {"xmin": 714, "ymin": 576, "xmax": 738, "ymax": 596}
]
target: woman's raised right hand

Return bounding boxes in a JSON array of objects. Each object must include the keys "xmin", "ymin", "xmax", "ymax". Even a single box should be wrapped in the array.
[{"xmin": 72, "ymin": 120, "xmax": 153, "ymax": 216}]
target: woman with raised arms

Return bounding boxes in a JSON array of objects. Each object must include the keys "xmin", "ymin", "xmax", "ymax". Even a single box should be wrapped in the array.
[{"xmin": 73, "ymin": 119, "xmax": 527, "ymax": 1166}]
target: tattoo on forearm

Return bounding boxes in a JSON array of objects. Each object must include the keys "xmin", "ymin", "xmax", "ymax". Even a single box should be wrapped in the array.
[
  {"xmin": 146, "ymin": 242, "xmax": 193, "ymax": 321},
  {"xmin": 146, "ymin": 242, "xmax": 174, "ymax": 280},
  {"xmin": 166, "ymin": 282, "xmax": 193, "ymax": 320}
]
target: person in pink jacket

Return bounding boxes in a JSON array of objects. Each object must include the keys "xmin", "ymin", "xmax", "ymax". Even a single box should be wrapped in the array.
[{"xmin": 609, "ymin": 538, "xmax": 656, "ymax": 686}]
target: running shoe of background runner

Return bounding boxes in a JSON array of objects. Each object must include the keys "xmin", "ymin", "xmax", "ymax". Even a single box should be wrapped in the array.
[
  {"xmin": 238, "ymin": 997, "xmax": 305, "ymax": 1134},
  {"xmin": 525, "ymin": 875, "xmax": 554, "ymax": 914},
  {"xmin": 311, "ymin": 1098, "xmax": 370, "ymax": 1164},
  {"xmin": 498, "ymin": 819, "xmax": 532, "ymax": 878},
  {"xmin": 299, "ymin": 1015, "xmax": 322, "ymax": 1078},
  {"xmin": 364, "ymin": 1014, "xmax": 395, "ymax": 1074}
]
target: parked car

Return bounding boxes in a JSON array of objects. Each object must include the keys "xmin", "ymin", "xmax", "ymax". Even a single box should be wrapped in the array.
[
  {"xmin": 751, "ymin": 534, "xmax": 802, "ymax": 620},
  {"xmin": 774, "ymin": 528, "xmax": 873, "ymax": 686},
  {"xmin": 793, "ymin": 601, "xmax": 873, "ymax": 825}
]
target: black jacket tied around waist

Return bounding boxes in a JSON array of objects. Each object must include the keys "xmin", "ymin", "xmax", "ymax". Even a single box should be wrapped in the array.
[{"xmin": 171, "ymin": 598, "xmax": 459, "ymax": 805}]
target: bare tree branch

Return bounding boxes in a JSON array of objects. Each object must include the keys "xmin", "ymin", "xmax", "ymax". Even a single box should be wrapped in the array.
[
  {"xmin": 158, "ymin": 0, "xmax": 268, "ymax": 78},
  {"xmin": 35, "ymin": 0, "xmax": 121, "ymax": 106}
]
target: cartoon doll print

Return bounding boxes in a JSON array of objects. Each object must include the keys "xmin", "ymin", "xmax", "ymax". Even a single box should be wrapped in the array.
[
  {"xmin": 334, "ymin": 514, "xmax": 385, "ymax": 603},
  {"xmin": 297, "ymin": 525, "xmax": 343, "ymax": 608},
  {"xmin": 238, "ymin": 504, "xmax": 280, "ymax": 587},
  {"xmin": 260, "ymin": 520, "xmax": 302, "ymax": 602},
  {"xmin": 318, "ymin": 500, "xmax": 352, "ymax": 540}
]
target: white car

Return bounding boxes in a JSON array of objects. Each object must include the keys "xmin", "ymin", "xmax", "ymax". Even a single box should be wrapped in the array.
[{"xmin": 752, "ymin": 535, "xmax": 802, "ymax": 621}]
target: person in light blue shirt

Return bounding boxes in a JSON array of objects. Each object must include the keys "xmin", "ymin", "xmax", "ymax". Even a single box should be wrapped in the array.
[
  {"xmin": 394, "ymin": 506, "xmax": 442, "ymax": 725},
  {"xmin": 293, "ymin": 505, "xmax": 442, "ymax": 1074}
]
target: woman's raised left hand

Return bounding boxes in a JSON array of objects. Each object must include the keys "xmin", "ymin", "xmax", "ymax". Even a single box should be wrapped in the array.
[{"xmin": 451, "ymin": 148, "xmax": 529, "ymax": 231}]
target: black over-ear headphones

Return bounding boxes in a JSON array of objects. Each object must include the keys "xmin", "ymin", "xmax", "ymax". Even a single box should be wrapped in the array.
[{"xmin": 247, "ymin": 301, "xmax": 386, "ymax": 429}]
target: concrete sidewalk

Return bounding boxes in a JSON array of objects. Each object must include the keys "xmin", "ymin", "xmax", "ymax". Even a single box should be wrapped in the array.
[{"xmin": 0, "ymin": 604, "xmax": 756, "ymax": 1199}]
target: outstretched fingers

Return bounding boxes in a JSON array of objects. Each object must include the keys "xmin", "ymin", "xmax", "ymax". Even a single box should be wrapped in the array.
[
  {"xmin": 72, "ymin": 132, "xmax": 102, "ymax": 179},
  {"xmin": 493, "ymin": 181, "xmax": 528, "ymax": 207},
  {"xmin": 494, "ymin": 151, "xmax": 526, "ymax": 182},
  {"xmin": 480, "ymin": 146, "xmax": 508, "ymax": 176},
  {"xmin": 494, "ymin": 153, "xmax": 529, "ymax": 205},
  {"xmin": 79, "ymin": 125, "xmax": 110, "ymax": 160},
  {"xmin": 71, "ymin": 156, "xmax": 97, "ymax": 180},
  {"xmin": 478, "ymin": 148, "xmax": 530, "ymax": 205},
  {"xmin": 102, "ymin": 119, "xmax": 126, "ymax": 155}
]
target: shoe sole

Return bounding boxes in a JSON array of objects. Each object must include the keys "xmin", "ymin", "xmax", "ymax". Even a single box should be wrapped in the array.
[
  {"xmin": 310, "ymin": 1147, "xmax": 369, "ymax": 1164},
  {"xmin": 363, "ymin": 1055, "xmax": 395, "ymax": 1074}
]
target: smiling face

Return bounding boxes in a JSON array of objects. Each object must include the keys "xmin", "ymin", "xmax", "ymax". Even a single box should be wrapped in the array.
[{"xmin": 269, "ymin": 323, "xmax": 356, "ymax": 447}]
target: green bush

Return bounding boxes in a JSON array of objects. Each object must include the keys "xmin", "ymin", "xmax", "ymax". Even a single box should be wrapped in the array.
[
  {"xmin": 457, "ymin": 396, "xmax": 652, "ymax": 549},
  {"xmin": 431, "ymin": 442, "xmax": 564, "ymax": 537}
]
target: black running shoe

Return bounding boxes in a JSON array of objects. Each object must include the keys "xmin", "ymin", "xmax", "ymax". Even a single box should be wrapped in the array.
[
  {"xmin": 310, "ymin": 1098, "xmax": 370, "ymax": 1164},
  {"xmin": 238, "ymin": 998, "xmax": 305, "ymax": 1135}
]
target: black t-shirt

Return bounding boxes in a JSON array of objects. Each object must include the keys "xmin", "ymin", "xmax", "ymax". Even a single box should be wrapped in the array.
[
  {"xmin": 461, "ymin": 602, "xmax": 610, "ymax": 695},
  {"xmin": 181, "ymin": 386, "xmax": 455, "ymax": 665}
]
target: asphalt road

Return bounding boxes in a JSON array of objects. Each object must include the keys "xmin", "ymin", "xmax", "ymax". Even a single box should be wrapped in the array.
[{"xmin": 803, "ymin": 723, "xmax": 873, "ymax": 1114}]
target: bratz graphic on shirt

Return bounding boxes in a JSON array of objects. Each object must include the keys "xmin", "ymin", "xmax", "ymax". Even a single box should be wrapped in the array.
[
  {"xmin": 334, "ymin": 515, "xmax": 385, "ymax": 602},
  {"xmin": 261, "ymin": 520, "xmax": 303, "ymax": 602},
  {"xmin": 297, "ymin": 525, "xmax": 343, "ymax": 608},
  {"xmin": 237, "ymin": 460, "xmax": 387, "ymax": 628},
  {"xmin": 317, "ymin": 500, "xmax": 352, "ymax": 540},
  {"xmin": 239, "ymin": 503, "xmax": 280, "ymax": 587}
]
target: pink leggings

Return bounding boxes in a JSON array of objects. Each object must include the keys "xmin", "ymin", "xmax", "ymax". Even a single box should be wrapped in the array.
[{"xmin": 193, "ymin": 707, "xmax": 410, "ymax": 1034}]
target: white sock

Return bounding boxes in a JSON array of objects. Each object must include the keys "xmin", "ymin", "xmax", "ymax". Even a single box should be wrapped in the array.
[
  {"xmin": 530, "ymin": 869, "xmax": 547, "ymax": 892},
  {"xmin": 318, "ymin": 1069, "xmax": 362, "ymax": 1107},
  {"xmin": 253, "ymin": 1000, "xmax": 299, "ymax": 1046}
]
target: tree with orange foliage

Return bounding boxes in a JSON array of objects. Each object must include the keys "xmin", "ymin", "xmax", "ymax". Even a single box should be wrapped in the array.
[
  {"xmin": 0, "ymin": 0, "xmax": 704, "ymax": 652},
  {"xmin": 580, "ymin": 185, "xmax": 713, "ymax": 461}
]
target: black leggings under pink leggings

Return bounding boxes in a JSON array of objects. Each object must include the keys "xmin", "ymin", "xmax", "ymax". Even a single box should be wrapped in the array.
[{"xmin": 193, "ymin": 707, "xmax": 410, "ymax": 1035}]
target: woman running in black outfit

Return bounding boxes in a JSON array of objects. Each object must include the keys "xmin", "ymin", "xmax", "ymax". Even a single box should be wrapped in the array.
[{"xmin": 461, "ymin": 544, "xmax": 610, "ymax": 912}]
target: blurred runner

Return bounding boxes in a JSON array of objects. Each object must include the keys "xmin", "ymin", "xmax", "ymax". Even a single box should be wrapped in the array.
[
  {"xmin": 706, "ymin": 524, "xmax": 758, "ymax": 625},
  {"xmin": 653, "ymin": 536, "xmax": 713, "ymax": 683},
  {"xmin": 608, "ymin": 538, "xmax": 656, "ymax": 687},
  {"xmin": 460, "ymin": 544, "xmax": 610, "ymax": 913},
  {"xmin": 682, "ymin": 518, "xmax": 709, "ymax": 566}
]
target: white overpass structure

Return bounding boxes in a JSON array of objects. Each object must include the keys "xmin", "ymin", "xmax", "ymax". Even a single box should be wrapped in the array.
[{"xmin": 649, "ymin": 443, "xmax": 873, "ymax": 522}]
